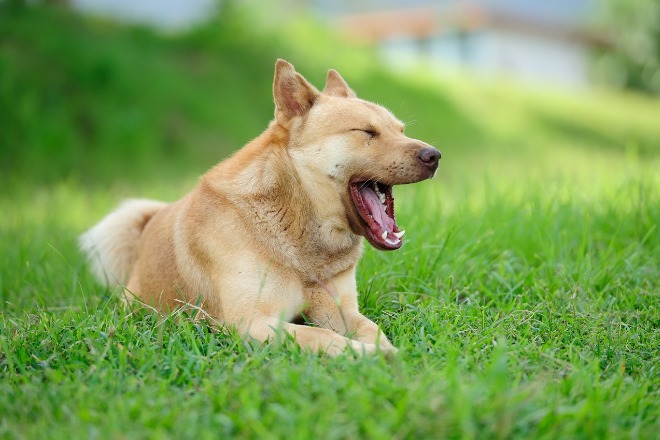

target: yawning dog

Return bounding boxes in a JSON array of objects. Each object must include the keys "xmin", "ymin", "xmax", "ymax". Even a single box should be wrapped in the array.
[{"xmin": 81, "ymin": 60, "xmax": 440, "ymax": 356}]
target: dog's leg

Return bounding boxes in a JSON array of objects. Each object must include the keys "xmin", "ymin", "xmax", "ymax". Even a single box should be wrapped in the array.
[
  {"xmin": 211, "ymin": 267, "xmax": 379, "ymax": 357},
  {"xmin": 238, "ymin": 318, "xmax": 379, "ymax": 357},
  {"xmin": 303, "ymin": 268, "xmax": 397, "ymax": 354}
]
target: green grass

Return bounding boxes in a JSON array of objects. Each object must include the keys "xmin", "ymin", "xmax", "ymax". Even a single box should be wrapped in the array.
[{"xmin": 1, "ymin": 4, "xmax": 660, "ymax": 439}]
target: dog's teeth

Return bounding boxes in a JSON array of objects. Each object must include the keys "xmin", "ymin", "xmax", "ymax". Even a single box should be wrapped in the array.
[
  {"xmin": 381, "ymin": 231, "xmax": 388, "ymax": 240},
  {"xmin": 393, "ymin": 230, "xmax": 405, "ymax": 239}
]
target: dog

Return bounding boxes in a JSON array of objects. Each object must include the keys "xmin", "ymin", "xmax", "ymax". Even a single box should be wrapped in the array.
[{"xmin": 81, "ymin": 60, "xmax": 440, "ymax": 356}]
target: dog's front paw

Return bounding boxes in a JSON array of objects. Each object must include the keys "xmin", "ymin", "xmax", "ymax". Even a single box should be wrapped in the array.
[
  {"xmin": 359, "ymin": 341, "xmax": 399, "ymax": 359},
  {"xmin": 378, "ymin": 344, "xmax": 399, "ymax": 360}
]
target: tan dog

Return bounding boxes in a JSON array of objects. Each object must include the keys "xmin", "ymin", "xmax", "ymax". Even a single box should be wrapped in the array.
[{"xmin": 81, "ymin": 60, "xmax": 440, "ymax": 356}]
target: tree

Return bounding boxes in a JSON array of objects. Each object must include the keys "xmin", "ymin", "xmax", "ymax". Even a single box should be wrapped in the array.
[{"xmin": 596, "ymin": 0, "xmax": 660, "ymax": 94}]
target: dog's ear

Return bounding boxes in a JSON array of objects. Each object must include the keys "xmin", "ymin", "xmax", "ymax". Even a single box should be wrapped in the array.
[
  {"xmin": 273, "ymin": 59, "xmax": 320, "ymax": 123},
  {"xmin": 323, "ymin": 69, "xmax": 357, "ymax": 98}
]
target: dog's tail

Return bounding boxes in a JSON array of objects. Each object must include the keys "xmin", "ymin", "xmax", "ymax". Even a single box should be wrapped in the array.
[{"xmin": 80, "ymin": 199, "xmax": 167, "ymax": 287}]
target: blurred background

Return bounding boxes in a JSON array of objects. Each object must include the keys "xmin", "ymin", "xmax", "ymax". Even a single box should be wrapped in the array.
[
  {"xmin": 0, "ymin": 0, "xmax": 658, "ymax": 188},
  {"xmin": 0, "ymin": 0, "xmax": 659, "ymax": 313}
]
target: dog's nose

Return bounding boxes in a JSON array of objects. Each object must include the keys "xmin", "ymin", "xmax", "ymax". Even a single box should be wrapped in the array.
[{"xmin": 417, "ymin": 147, "xmax": 441, "ymax": 167}]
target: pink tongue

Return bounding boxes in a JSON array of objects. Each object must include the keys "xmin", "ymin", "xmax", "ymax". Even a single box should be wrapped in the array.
[{"xmin": 359, "ymin": 186, "xmax": 394, "ymax": 233}]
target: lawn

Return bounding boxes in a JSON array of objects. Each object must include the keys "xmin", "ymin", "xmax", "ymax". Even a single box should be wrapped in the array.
[{"xmin": 1, "ymin": 4, "xmax": 659, "ymax": 439}]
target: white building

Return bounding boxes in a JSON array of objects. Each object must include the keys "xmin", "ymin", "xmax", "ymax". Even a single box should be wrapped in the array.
[{"xmin": 314, "ymin": 0, "xmax": 604, "ymax": 88}]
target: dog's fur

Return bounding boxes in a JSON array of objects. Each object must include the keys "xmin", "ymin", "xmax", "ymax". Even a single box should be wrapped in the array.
[{"xmin": 81, "ymin": 60, "xmax": 440, "ymax": 356}]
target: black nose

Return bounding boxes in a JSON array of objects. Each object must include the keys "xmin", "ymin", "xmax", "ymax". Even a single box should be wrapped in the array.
[{"xmin": 417, "ymin": 147, "xmax": 441, "ymax": 166}]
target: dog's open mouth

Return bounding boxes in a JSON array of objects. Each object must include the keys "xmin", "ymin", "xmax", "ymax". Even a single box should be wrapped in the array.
[{"xmin": 349, "ymin": 180, "xmax": 404, "ymax": 251}]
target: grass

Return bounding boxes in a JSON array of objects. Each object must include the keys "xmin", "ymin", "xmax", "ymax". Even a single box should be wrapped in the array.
[
  {"xmin": 2, "ymin": 171, "xmax": 658, "ymax": 439},
  {"xmin": 1, "ymin": 4, "xmax": 660, "ymax": 439}
]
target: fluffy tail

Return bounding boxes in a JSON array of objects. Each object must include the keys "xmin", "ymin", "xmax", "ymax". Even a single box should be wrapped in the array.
[{"xmin": 80, "ymin": 199, "xmax": 167, "ymax": 287}]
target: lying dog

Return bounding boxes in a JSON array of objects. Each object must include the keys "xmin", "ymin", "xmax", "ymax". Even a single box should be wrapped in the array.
[{"xmin": 81, "ymin": 60, "xmax": 440, "ymax": 356}]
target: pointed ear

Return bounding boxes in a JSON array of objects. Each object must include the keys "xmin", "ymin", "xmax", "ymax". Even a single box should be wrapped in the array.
[
  {"xmin": 323, "ymin": 69, "xmax": 357, "ymax": 98},
  {"xmin": 273, "ymin": 59, "xmax": 320, "ymax": 123}
]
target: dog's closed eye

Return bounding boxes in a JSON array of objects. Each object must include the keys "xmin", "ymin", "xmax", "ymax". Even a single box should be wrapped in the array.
[{"xmin": 351, "ymin": 128, "xmax": 378, "ymax": 138}]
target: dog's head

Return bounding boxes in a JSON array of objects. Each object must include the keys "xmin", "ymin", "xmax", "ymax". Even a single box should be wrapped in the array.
[{"xmin": 273, "ymin": 60, "xmax": 440, "ymax": 251}]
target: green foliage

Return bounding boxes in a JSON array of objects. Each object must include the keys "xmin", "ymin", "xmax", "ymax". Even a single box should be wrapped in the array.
[
  {"xmin": 1, "ymin": 4, "xmax": 660, "ymax": 439},
  {"xmin": 596, "ymin": 0, "xmax": 660, "ymax": 94},
  {"xmin": 0, "ymin": 4, "xmax": 281, "ymax": 183}
]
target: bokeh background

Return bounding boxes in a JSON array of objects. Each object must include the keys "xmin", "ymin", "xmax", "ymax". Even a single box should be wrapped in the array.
[
  {"xmin": 2, "ymin": 0, "xmax": 659, "ymax": 189},
  {"xmin": 1, "ymin": 0, "xmax": 659, "ymax": 311}
]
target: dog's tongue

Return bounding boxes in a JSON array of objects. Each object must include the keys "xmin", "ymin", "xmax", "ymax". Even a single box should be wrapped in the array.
[{"xmin": 360, "ymin": 186, "xmax": 394, "ymax": 232}]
